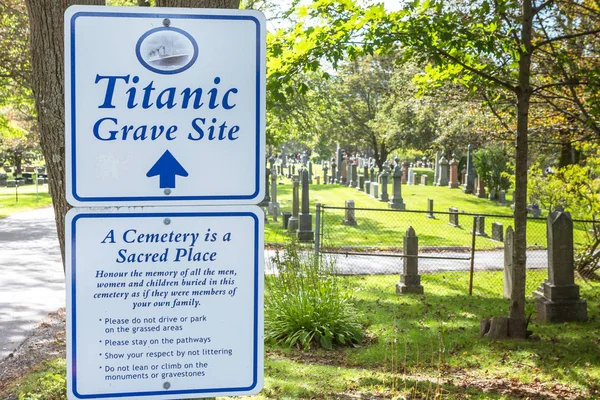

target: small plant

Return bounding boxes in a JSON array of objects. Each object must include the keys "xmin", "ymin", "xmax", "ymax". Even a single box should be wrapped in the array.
[
  {"xmin": 16, "ymin": 358, "xmax": 66, "ymax": 400},
  {"xmin": 264, "ymin": 240, "xmax": 363, "ymax": 349}
]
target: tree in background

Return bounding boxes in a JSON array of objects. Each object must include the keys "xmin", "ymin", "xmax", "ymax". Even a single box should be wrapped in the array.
[{"xmin": 473, "ymin": 145, "xmax": 512, "ymax": 199}]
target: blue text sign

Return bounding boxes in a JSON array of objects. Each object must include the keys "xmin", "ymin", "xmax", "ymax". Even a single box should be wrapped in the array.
[
  {"xmin": 66, "ymin": 206, "xmax": 264, "ymax": 399},
  {"xmin": 65, "ymin": 6, "xmax": 265, "ymax": 206}
]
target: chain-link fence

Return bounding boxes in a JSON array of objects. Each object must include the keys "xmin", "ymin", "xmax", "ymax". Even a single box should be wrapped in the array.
[{"xmin": 315, "ymin": 204, "xmax": 595, "ymax": 297}]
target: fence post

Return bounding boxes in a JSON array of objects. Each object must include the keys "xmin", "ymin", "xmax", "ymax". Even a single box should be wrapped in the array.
[
  {"xmin": 315, "ymin": 203, "xmax": 321, "ymax": 256},
  {"xmin": 468, "ymin": 216, "xmax": 477, "ymax": 296}
]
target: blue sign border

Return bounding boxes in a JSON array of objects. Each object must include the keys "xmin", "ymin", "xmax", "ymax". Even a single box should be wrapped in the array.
[
  {"xmin": 68, "ymin": 11, "xmax": 263, "ymax": 203},
  {"xmin": 69, "ymin": 211, "xmax": 260, "ymax": 399}
]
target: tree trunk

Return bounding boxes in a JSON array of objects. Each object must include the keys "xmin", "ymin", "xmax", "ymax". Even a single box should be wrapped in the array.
[
  {"xmin": 25, "ymin": 0, "xmax": 105, "ymax": 269},
  {"xmin": 25, "ymin": 0, "xmax": 240, "ymax": 270},
  {"xmin": 509, "ymin": 0, "xmax": 533, "ymax": 339}
]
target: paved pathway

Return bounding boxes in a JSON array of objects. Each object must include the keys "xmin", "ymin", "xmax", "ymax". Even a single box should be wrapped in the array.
[{"xmin": 0, "ymin": 207, "xmax": 64, "ymax": 359}]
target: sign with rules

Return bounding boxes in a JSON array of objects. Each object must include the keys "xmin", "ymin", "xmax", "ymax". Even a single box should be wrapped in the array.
[
  {"xmin": 66, "ymin": 206, "xmax": 264, "ymax": 399},
  {"xmin": 65, "ymin": 6, "xmax": 266, "ymax": 206}
]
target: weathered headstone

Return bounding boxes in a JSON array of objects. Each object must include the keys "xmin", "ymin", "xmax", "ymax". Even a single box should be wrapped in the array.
[
  {"xmin": 462, "ymin": 144, "xmax": 475, "ymax": 194},
  {"xmin": 475, "ymin": 176, "xmax": 486, "ymax": 198},
  {"xmin": 342, "ymin": 200, "xmax": 358, "ymax": 226},
  {"xmin": 420, "ymin": 174, "xmax": 428, "ymax": 186},
  {"xmin": 448, "ymin": 154, "xmax": 459, "ymax": 188},
  {"xmin": 433, "ymin": 151, "xmax": 440, "ymax": 185},
  {"xmin": 323, "ymin": 164, "xmax": 329, "ymax": 185},
  {"xmin": 380, "ymin": 166, "xmax": 389, "ymax": 202},
  {"xmin": 297, "ymin": 169, "xmax": 314, "ymax": 241},
  {"xmin": 473, "ymin": 215, "xmax": 486, "ymax": 236},
  {"xmin": 292, "ymin": 164, "xmax": 296, "ymax": 176},
  {"xmin": 315, "ymin": 175, "xmax": 320, "ymax": 185},
  {"xmin": 533, "ymin": 210, "xmax": 587, "ymax": 322},
  {"xmin": 426, "ymin": 198, "xmax": 434, "ymax": 218},
  {"xmin": 369, "ymin": 164, "xmax": 375, "ymax": 182},
  {"xmin": 396, "ymin": 227, "xmax": 424, "ymax": 294},
  {"xmin": 411, "ymin": 172, "xmax": 417, "ymax": 186},
  {"xmin": 336, "ymin": 145, "xmax": 343, "ymax": 183},
  {"xmin": 308, "ymin": 160, "xmax": 313, "ymax": 184},
  {"xmin": 498, "ymin": 190, "xmax": 507, "ymax": 205},
  {"xmin": 281, "ymin": 145, "xmax": 287, "ymax": 168},
  {"xmin": 358, "ymin": 175, "xmax": 365, "ymax": 191},
  {"xmin": 401, "ymin": 161, "xmax": 409, "ymax": 184},
  {"xmin": 436, "ymin": 155, "xmax": 449, "ymax": 186},
  {"xmin": 350, "ymin": 162, "xmax": 358, "ymax": 188},
  {"xmin": 287, "ymin": 164, "xmax": 292, "ymax": 178},
  {"xmin": 448, "ymin": 207, "xmax": 460, "ymax": 227},
  {"xmin": 491, "ymin": 222, "xmax": 504, "ymax": 242},
  {"xmin": 407, "ymin": 168, "xmax": 414, "ymax": 185},
  {"xmin": 341, "ymin": 160, "xmax": 348, "ymax": 184},
  {"xmin": 347, "ymin": 159, "xmax": 353, "ymax": 187},
  {"xmin": 268, "ymin": 169, "xmax": 280, "ymax": 219},
  {"xmin": 388, "ymin": 165, "xmax": 405, "ymax": 210},
  {"xmin": 527, "ymin": 203, "xmax": 542, "ymax": 218},
  {"xmin": 282, "ymin": 212, "xmax": 292, "ymax": 229},
  {"xmin": 503, "ymin": 226, "xmax": 514, "ymax": 299},
  {"xmin": 287, "ymin": 175, "xmax": 300, "ymax": 232},
  {"xmin": 371, "ymin": 182, "xmax": 379, "ymax": 199},
  {"xmin": 331, "ymin": 162, "xmax": 337, "ymax": 184}
]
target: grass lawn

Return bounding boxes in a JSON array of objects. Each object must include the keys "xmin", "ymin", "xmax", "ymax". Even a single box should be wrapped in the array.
[
  {"xmin": 9, "ymin": 271, "xmax": 600, "ymax": 399},
  {"xmin": 265, "ymin": 172, "xmax": 590, "ymax": 251},
  {"xmin": 0, "ymin": 183, "xmax": 53, "ymax": 218}
]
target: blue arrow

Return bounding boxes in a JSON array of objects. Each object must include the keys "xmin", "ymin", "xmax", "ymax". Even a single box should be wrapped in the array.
[{"xmin": 146, "ymin": 150, "xmax": 189, "ymax": 189}]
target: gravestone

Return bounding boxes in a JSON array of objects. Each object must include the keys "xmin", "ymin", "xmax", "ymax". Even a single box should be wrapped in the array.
[
  {"xmin": 475, "ymin": 176, "xmax": 486, "ymax": 198},
  {"xmin": 448, "ymin": 154, "xmax": 459, "ymax": 188},
  {"xmin": 288, "ymin": 165, "xmax": 292, "ymax": 178},
  {"xmin": 370, "ymin": 164, "xmax": 376, "ymax": 182},
  {"xmin": 7, "ymin": 180, "xmax": 16, "ymax": 188},
  {"xmin": 297, "ymin": 169, "xmax": 315, "ymax": 241},
  {"xmin": 371, "ymin": 182, "xmax": 379, "ymax": 199},
  {"xmin": 420, "ymin": 174, "xmax": 428, "ymax": 186},
  {"xmin": 315, "ymin": 175, "xmax": 320, "ymax": 185},
  {"xmin": 412, "ymin": 172, "xmax": 417, "ymax": 186},
  {"xmin": 503, "ymin": 226, "xmax": 514, "ymax": 299},
  {"xmin": 308, "ymin": 160, "xmax": 313, "ymax": 184},
  {"xmin": 491, "ymin": 222, "xmax": 504, "ymax": 242},
  {"xmin": 350, "ymin": 162, "xmax": 358, "ymax": 188},
  {"xmin": 448, "ymin": 207, "xmax": 460, "ymax": 227},
  {"xmin": 527, "ymin": 204, "xmax": 541, "ymax": 218},
  {"xmin": 268, "ymin": 169, "xmax": 280, "ymax": 219},
  {"xmin": 436, "ymin": 155, "xmax": 449, "ymax": 186},
  {"xmin": 462, "ymin": 144, "xmax": 475, "ymax": 194},
  {"xmin": 388, "ymin": 165, "xmax": 405, "ymax": 210},
  {"xmin": 331, "ymin": 162, "xmax": 337, "ymax": 184},
  {"xmin": 342, "ymin": 200, "xmax": 358, "ymax": 226},
  {"xmin": 426, "ymin": 198, "xmax": 434, "ymax": 218},
  {"xmin": 281, "ymin": 145, "xmax": 287, "ymax": 167},
  {"xmin": 380, "ymin": 166, "xmax": 389, "ymax": 202},
  {"xmin": 533, "ymin": 210, "xmax": 587, "ymax": 322},
  {"xmin": 292, "ymin": 164, "xmax": 296, "ymax": 176},
  {"xmin": 287, "ymin": 175, "xmax": 300, "ymax": 232},
  {"xmin": 282, "ymin": 212, "xmax": 292, "ymax": 229},
  {"xmin": 461, "ymin": 167, "xmax": 466, "ymax": 186},
  {"xmin": 336, "ymin": 145, "xmax": 343, "ymax": 183},
  {"xmin": 259, "ymin": 167, "xmax": 271, "ymax": 209},
  {"xmin": 323, "ymin": 164, "xmax": 329, "ymax": 185},
  {"xmin": 407, "ymin": 168, "xmax": 414, "ymax": 185},
  {"xmin": 301, "ymin": 151, "xmax": 308, "ymax": 166},
  {"xmin": 433, "ymin": 151, "xmax": 440, "ymax": 185},
  {"xmin": 498, "ymin": 190, "xmax": 507, "ymax": 205},
  {"xmin": 396, "ymin": 227, "xmax": 424, "ymax": 294},
  {"xmin": 358, "ymin": 175, "xmax": 365, "ymax": 191},
  {"xmin": 473, "ymin": 216, "xmax": 486, "ymax": 236},
  {"xmin": 401, "ymin": 161, "xmax": 409, "ymax": 184},
  {"xmin": 341, "ymin": 160, "xmax": 348, "ymax": 184}
]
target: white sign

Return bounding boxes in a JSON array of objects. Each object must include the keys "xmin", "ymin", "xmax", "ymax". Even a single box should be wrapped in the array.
[
  {"xmin": 66, "ymin": 206, "xmax": 264, "ymax": 399},
  {"xmin": 65, "ymin": 6, "xmax": 265, "ymax": 206}
]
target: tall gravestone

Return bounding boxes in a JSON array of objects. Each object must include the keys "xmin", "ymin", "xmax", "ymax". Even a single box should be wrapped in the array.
[
  {"xmin": 436, "ymin": 155, "xmax": 449, "ymax": 186},
  {"xmin": 462, "ymin": 144, "xmax": 475, "ymax": 194},
  {"xmin": 336, "ymin": 146, "xmax": 343, "ymax": 183},
  {"xmin": 341, "ymin": 160, "xmax": 348, "ymax": 184},
  {"xmin": 475, "ymin": 176, "xmax": 486, "ymax": 198},
  {"xmin": 426, "ymin": 198, "xmax": 434, "ymax": 218},
  {"xmin": 269, "ymin": 169, "xmax": 280, "ymax": 220},
  {"xmin": 287, "ymin": 175, "xmax": 300, "ymax": 232},
  {"xmin": 401, "ymin": 161, "xmax": 409, "ymax": 184},
  {"xmin": 347, "ymin": 159, "xmax": 353, "ymax": 187},
  {"xmin": 323, "ymin": 164, "xmax": 329, "ymax": 185},
  {"xmin": 308, "ymin": 160, "xmax": 313, "ymax": 184},
  {"xmin": 396, "ymin": 227, "xmax": 424, "ymax": 294},
  {"xmin": 297, "ymin": 169, "xmax": 315, "ymax": 241},
  {"xmin": 448, "ymin": 154, "xmax": 459, "ymax": 188},
  {"xmin": 433, "ymin": 151, "xmax": 440, "ymax": 185},
  {"xmin": 503, "ymin": 226, "xmax": 514, "ymax": 299},
  {"xmin": 350, "ymin": 161, "xmax": 358, "ymax": 188},
  {"xmin": 281, "ymin": 145, "xmax": 287, "ymax": 168},
  {"xmin": 492, "ymin": 222, "xmax": 504, "ymax": 242},
  {"xmin": 388, "ymin": 165, "xmax": 405, "ymax": 210},
  {"xmin": 407, "ymin": 168, "xmax": 414, "ymax": 185},
  {"xmin": 380, "ymin": 166, "xmax": 389, "ymax": 202},
  {"xmin": 533, "ymin": 210, "xmax": 587, "ymax": 322},
  {"xmin": 369, "ymin": 163, "xmax": 375, "ymax": 182},
  {"xmin": 331, "ymin": 162, "xmax": 337, "ymax": 184}
]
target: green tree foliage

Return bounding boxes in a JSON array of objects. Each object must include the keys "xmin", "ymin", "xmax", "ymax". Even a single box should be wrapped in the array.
[{"xmin": 472, "ymin": 145, "xmax": 512, "ymax": 199}]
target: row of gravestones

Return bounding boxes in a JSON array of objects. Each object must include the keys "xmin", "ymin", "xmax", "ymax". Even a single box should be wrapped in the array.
[
  {"xmin": 396, "ymin": 209, "xmax": 587, "ymax": 323},
  {"xmin": 261, "ymin": 165, "xmax": 314, "ymax": 242}
]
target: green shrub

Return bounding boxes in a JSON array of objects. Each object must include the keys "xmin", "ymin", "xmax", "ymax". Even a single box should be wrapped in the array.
[
  {"xmin": 17, "ymin": 358, "xmax": 66, "ymax": 400},
  {"xmin": 265, "ymin": 241, "xmax": 363, "ymax": 349}
]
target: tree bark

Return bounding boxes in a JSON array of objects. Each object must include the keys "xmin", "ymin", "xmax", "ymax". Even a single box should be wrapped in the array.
[
  {"xmin": 25, "ymin": 0, "xmax": 105, "ymax": 269},
  {"xmin": 25, "ymin": 0, "xmax": 240, "ymax": 270},
  {"xmin": 509, "ymin": 0, "xmax": 533, "ymax": 339}
]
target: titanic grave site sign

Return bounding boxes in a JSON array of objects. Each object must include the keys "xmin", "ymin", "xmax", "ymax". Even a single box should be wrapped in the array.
[{"xmin": 65, "ymin": 6, "xmax": 266, "ymax": 206}]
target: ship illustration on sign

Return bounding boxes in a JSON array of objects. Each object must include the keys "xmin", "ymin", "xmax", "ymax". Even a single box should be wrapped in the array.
[{"xmin": 136, "ymin": 27, "xmax": 198, "ymax": 74}]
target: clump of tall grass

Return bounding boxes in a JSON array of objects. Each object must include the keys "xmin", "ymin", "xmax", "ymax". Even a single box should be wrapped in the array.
[{"xmin": 265, "ymin": 241, "xmax": 363, "ymax": 350}]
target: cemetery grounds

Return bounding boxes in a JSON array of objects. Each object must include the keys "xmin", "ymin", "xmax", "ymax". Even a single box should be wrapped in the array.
[{"xmin": 2, "ymin": 169, "xmax": 600, "ymax": 399}]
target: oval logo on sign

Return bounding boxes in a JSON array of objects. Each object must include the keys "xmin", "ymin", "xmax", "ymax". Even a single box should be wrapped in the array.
[{"xmin": 136, "ymin": 27, "xmax": 198, "ymax": 75}]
